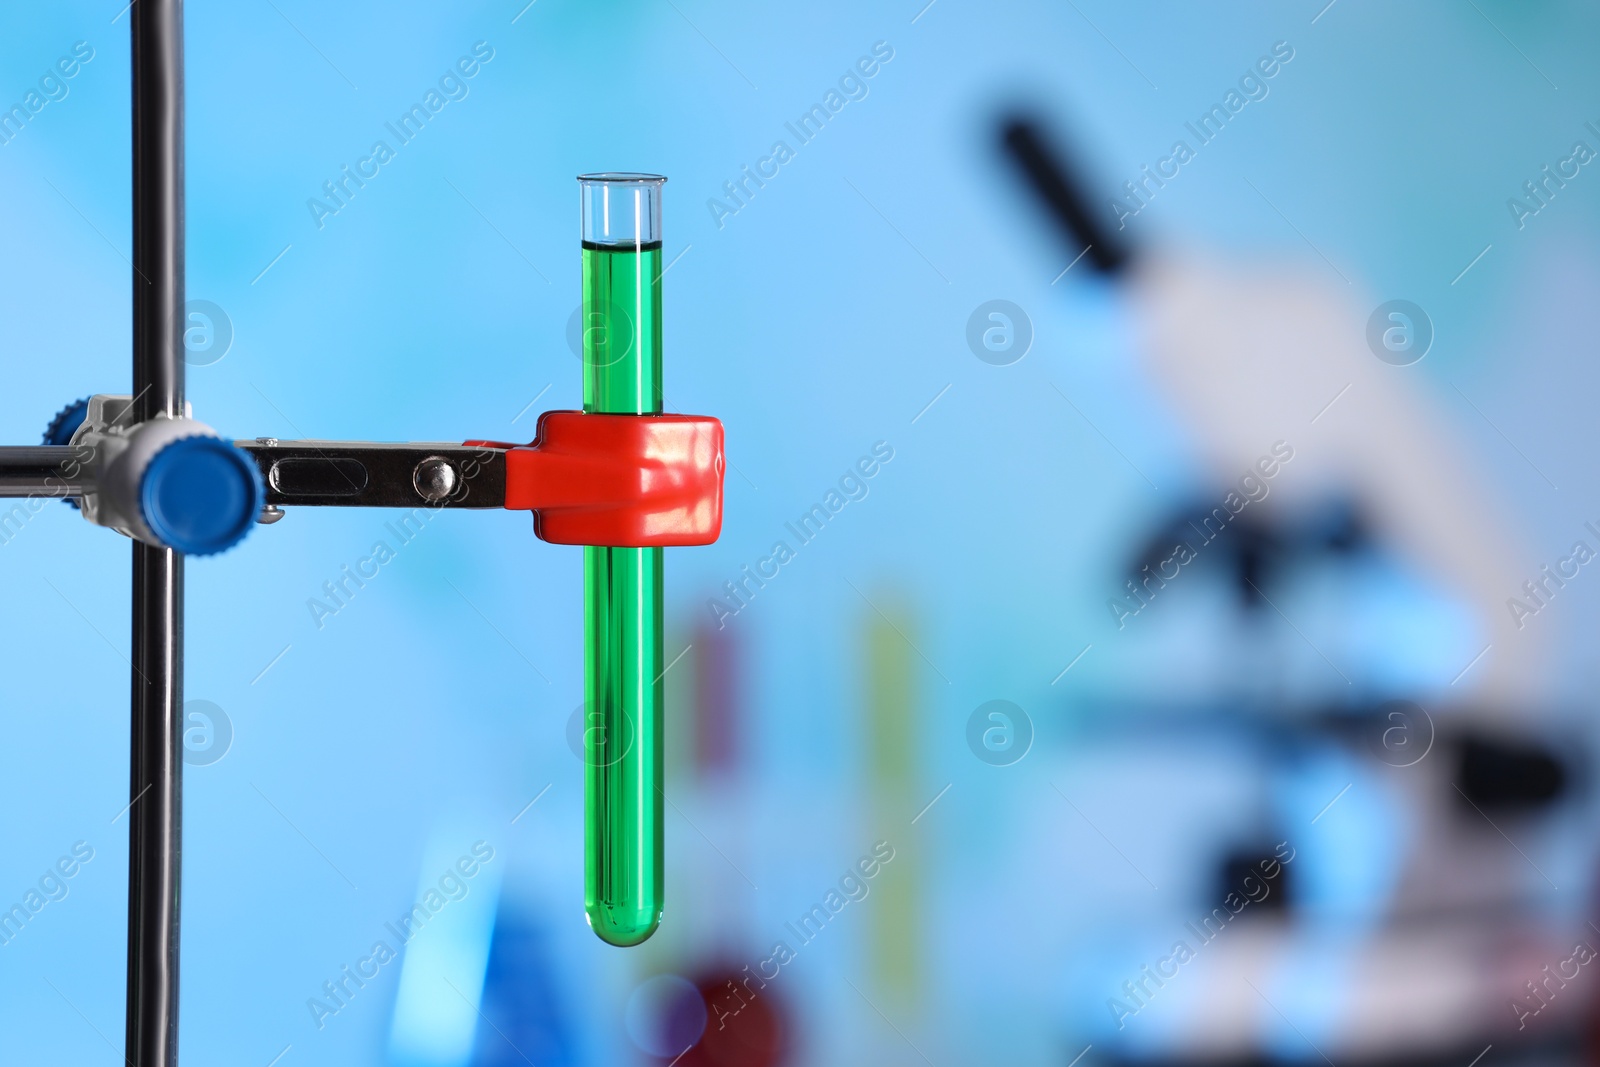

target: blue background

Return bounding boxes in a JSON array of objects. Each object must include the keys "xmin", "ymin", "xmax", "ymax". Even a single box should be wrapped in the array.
[{"xmin": 3, "ymin": 1, "xmax": 1600, "ymax": 1064}]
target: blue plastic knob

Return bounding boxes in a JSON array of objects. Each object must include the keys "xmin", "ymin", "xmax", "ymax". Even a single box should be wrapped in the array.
[
  {"xmin": 43, "ymin": 398, "xmax": 89, "ymax": 446},
  {"xmin": 43, "ymin": 398, "xmax": 90, "ymax": 509},
  {"xmin": 139, "ymin": 436, "xmax": 264, "ymax": 556}
]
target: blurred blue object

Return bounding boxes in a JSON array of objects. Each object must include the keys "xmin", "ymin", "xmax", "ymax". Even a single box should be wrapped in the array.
[{"xmin": 472, "ymin": 908, "xmax": 578, "ymax": 1067}]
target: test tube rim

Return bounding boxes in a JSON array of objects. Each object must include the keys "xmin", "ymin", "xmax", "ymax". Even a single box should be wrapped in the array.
[{"xmin": 576, "ymin": 172, "xmax": 668, "ymax": 184}]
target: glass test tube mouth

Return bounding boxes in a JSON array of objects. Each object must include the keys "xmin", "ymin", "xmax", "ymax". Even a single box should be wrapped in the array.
[{"xmin": 579, "ymin": 173, "xmax": 665, "ymax": 249}]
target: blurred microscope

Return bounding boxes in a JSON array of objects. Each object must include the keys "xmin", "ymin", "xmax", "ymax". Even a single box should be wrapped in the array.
[{"xmin": 999, "ymin": 116, "xmax": 1598, "ymax": 1067}]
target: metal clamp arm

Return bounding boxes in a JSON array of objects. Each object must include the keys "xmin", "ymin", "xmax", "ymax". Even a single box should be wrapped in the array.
[
  {"xmin": 237, "ymin": 441, "xmax": 507, "ymax": 509},
  {"xmin": 239, "ymin": 410, "xmax": 725, "ymax": 547},
  {"xmin": 3, "ymin": 408, "xmax": 724, "ymax": 551}
]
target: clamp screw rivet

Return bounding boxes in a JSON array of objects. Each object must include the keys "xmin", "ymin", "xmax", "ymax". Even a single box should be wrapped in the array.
[{"xmin": 413, "ymin": 456, "xmax": 458, "ymax": 503}]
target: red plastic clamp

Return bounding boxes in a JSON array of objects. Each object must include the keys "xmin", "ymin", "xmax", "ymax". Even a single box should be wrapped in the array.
[{"xmin": 471, "ymin": 411, "xmax": 724, "ymax": 547}]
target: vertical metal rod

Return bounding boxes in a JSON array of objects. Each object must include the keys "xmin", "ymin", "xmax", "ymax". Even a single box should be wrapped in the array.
[{"xmin": 128, "ymin": 2, "xmax": 185, "ymax": 1064}]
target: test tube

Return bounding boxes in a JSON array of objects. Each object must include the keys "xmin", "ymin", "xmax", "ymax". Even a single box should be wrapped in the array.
[{"xmin": 578, "ymin": 173, "xmax": 665, "ymax": 946}]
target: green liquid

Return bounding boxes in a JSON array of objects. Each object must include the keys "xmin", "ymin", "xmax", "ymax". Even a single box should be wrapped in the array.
[{"xmin": 581, "ymin": 241, "xmax": 663, "ymax": 947}]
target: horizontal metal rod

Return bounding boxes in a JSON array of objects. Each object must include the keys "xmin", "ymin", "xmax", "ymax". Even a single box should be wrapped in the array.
[{"xmin": 0, "ymin": 446, "xmax": 89, "ymax": 496}]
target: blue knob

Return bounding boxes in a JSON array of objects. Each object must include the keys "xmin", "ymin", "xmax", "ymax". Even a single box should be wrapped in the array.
[
  {"xmin": 43, "ymin": 398, "xmax": 90, "ymax": 509},
  {"xmin": 139, "ymin": 436, "xmax": 264, "ymax": 556},
  {"xmin": 43, "ymin": 397, "xmax": 89, "ymax": 446}
]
